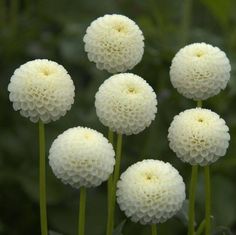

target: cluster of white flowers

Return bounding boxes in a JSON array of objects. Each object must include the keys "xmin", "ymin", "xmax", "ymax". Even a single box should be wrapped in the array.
[
  {"xmin": 95, "ymin": 73, "xmax": 157, "ymax": 135},
  {"xmin": 170, "ymin": 43, "xmax": 231, "ymax": 100},
  {"xmin": 168, "ymin": 108, "xmax": 230, "ymax": 166},
  {"xmin": 83, "ymin": 14, "xmax": 144, "ymax": 73},
  {"xmin": 49, "ymin": 127, "xmax": 115, "ymax": 188},
  {"xmin": 8, "ymin": 59, "xmax": 75, "ymax": 123},
  {"xmin": 117, "ymin": 159, "xmax": 186, "ymax": 224},
  {"xmin": 8, "ymin": 10, "xmax": 232, "ymax": 231},
  {"xmin": 169, "ymin": 42, "xmax": 231, "ymax": 166}
]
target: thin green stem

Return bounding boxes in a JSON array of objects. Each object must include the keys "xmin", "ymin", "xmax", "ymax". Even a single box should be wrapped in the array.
[
  {"xmin": 107, "ymin": 129, "xmax": 114, "ymax": 204},
  {"xmin": 196, "ymin": 101, "xmax": 211, "ymax": 235},
  {"xmin": 197, "ymin": 100, "xmax": 202, "ymax": 108},
  {"xmin": 106, "ymin": 133, "xmax": 123, "ymax": 235},
  {"xmin": 107, "ymin": 129, "xmax": 114, "ymax": 234},
  {"xmin": 188, "ymin": 165, "xmax": 198, "ymax": 235},
  {"xmin": 196, "ymin": 219, "xmax": 206, "ymax": 235},
  {"xmin": 204, "ymin": 166, "xmax": 211, "ymax": 235},
  {"xmin": 38, "ymin": 121, "xmax": 48, "ymax": 235},
  {"xmin": 108, "ymin": 128, "xmax": 114, "ymax": 145},
  {"xmin": 181, "ymin": 0, "xmax": 193, "ymax": 45},
  {"xmin": 78, "ymin": 187, "xmax": 87, "ymax": 235},
  {"xmin": 151, "ymin": 224, "xmax": 157, "ymax": 235},
  {"xmin": 113, "ymin": 134, "xmax": 122, "ymax": 186}
]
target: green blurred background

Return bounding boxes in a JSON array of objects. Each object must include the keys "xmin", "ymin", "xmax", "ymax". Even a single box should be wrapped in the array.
[{"xmin": 1, "ymin": 0, "xmax": 236, "ymax": 234}]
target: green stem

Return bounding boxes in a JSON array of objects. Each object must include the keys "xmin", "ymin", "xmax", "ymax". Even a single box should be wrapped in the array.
[
  {"xmin": 196, "ymin": 220, "xmax": 206, "ymax": 235},
  {"xmin": 107, "ymin": 129, "xmax": 114, "ymax": 204},
  {"xmin": 151, "ymin": 224, "xmax": 157, "ymax": 235},
  {"xmin": 107, "ymin": 129, "xmax": 114, "ymax": 234},
  {"xmin": 78, "ymin": 187, "xmax": 87, "ymax": 235},
  {"xmin": 188, "ymin": 165, "xmax": 198, "ymax": 235},
  {"xmin": 113, "ymin": 134, "xmax": 122, "ymax": 187},
  {"xmin": 204, "ymin": 166, "xmax": 211, "ymax": 235},
  {"xmin": 181, "ymin": 0, "xmax": 193, "ymax": 45},
  {"xmin": 39, "ymin": 121, "xmax": 48, "ymax": 235},
  {"xmin": 106, "ymin": 133, "xmax": 123, "ymax": 235},
  {"xmin": 107, "ymin": 129, "xmax": 114, "ymax": 205},
  {"xmin": 197, "ymin": 100, "xmax": 202, "ymax": 108},
  {"xmin": 108, "ymin": 128, "xmax": 114, "ymax": 145}
]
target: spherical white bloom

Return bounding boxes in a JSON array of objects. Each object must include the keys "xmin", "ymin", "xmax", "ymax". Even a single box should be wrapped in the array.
[
  {"xmin": 49, "ymin": 127, "xmax": 115, "ymax": 188},
  {"xmin": 170, "ymin": 43, "xmax": 231, "ymax": 100},
  {"xmin": 8, "ymin": 59, "xmax": 75, "ymax": 123},
  {"xmin": 168, "ymin": 108, "xmax": 230, "ymax": 166},
  {"xmin": 83, "ymin": 14, "xmax": 144, "ymax": 73},
  {"xmin": 117, "ymin": 159, "xmax": 185, "ymax": 225},
  {"xmin": 95, "ymin": 73, "xmax": 157, "ymax": 135}
]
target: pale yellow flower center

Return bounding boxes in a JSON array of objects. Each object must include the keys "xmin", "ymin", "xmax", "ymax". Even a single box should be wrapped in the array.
[
  {"xmin": 143, "ymin": 172, "xmax": 158, "ymax": 182},
  {"xmin": 195, "ymin": 50, "xmax": 205, "ymax": 58},
  {"xmin": 128, "ymin": 87, "xmax": 137, "ymax": 94},
  {"xmin": 40, "ymin": 67, "xmax": 53, "ymax": 76}
]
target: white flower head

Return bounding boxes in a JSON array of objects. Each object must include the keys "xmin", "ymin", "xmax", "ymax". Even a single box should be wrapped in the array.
[
  {"xmin": 168, "ymin": 108, "xmax": 230, "ymax": 166},
  {"xmin": 170, "ymin": 43, "xmax": 231, "ymax": 100},
  {"xmin": 117, "ymin": 159, "xmax": 186, "ymax": 225},
  {"xmin": 8, "ymin": 59, "xmax": 75, "ymax": 123},
  {"xmin": 49, "ymin": 127, "xmax": 115, "ymax": 188},
  {"xmin": 95, "ymin": 73, "xmax": 157, "ymax": 135},
  {"xmin": 83, "ymin": 14, "xmax": 144, "ymax": 73}
]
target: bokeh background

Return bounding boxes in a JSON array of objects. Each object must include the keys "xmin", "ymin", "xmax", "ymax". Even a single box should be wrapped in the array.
[{"xmin": 1, "ymin": 0, "xmax": 236, "ymax": 234}]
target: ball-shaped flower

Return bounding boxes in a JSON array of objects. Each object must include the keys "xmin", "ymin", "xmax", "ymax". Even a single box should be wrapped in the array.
[
  {"xmin": 83, "ymin": 14, "xmax": 144, "ymax": 73},
  {"xmin": 49, "ymin": 127, "xmax": 115, "ymax": 188},
  {"xmin": 168, "ymin": 108, "xmax": 230, "ymax": 166},
  {"xmin": 117, "ymin": 159, "xmax": 186, "ymax": 224},
  {"xmin": 8, "ymin": 59, "xmax": 75, "ymax": 123},
  {"xmin": 95, "ymin": 73, "xmax": 157, "ymax": 135},
  {"xmin": 170, "ymin": 42, "xmax": 231, "ymax": 100}
]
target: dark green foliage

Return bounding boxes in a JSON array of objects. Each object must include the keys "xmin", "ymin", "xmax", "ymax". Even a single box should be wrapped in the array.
[{"xmin": 0, "ymin": 0, "xmax": 236, "ymax": 234}]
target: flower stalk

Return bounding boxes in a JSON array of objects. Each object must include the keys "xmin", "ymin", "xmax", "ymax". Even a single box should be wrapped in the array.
[
  {"xmin": 181, "ymin": 0, "xmax": 193, "ymax": 45},
  {"xmin": 107, "ymin": 133, "xmax": 123, "ymax": 235},
  {"xmin": 188, "ymin": 100, "xmax": 202, "ymax": 235},
  {"xmin": 78, "ymin": 187, "xmax": 87, "ymax": 235},
  {"xmin": 38, "ymin": 120, "xmax": 48, "ymax": 235},
  {"xmin": 196, "ymin": 219, "xmax": 206, "ymax": 235},
  {"xmin": 197, "ymin": 100, "xmax": 202, "ymax": 108},
  {"xmin": 107, "ymin": 129, "xmax": 114, "ymax": 234},
  {"xmin": 188, "ymin": 165, "xmax": 198, "ymax": 235},
  {"xmin": 151, "ymin": 224, "xmax": 157, "ymax": 235},
  {"xmin": 204, "ymin": 166, "xmax": 211, "ymax": 235}
]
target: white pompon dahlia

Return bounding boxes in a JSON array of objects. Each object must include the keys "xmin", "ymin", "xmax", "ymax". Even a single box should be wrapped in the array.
[
  {"xmin": 95, "ymin": 73, "xmax": 157, "ymax": 135},
  {"xmin": 117, "ymin": 159, "xmax": 186, "ymax": 225},
  {"xmin": 168, "ymin": 108, "xmax": 230, "ymax": 166},
  {"xmin": 170, "ymin": 43, "xmax": 231, "ymax": 100},
  {"xmin": 83, "ymin": 14, "xmax": 144, "ymax": 73},
  {"xmin": 8, "ymin": 59, "xmax": 75, "ymax": 123},
  {"xmin": 49, "ymin": 127, "xmax": 115, "ymax": 188}
]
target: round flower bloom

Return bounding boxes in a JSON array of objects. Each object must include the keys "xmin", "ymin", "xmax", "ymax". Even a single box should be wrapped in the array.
[
  {"xmin": 117, "ymin": 159, "xmax": 186, "ymax": 224},
  {"xmin": 170, "ymin": 43, "xmax": 231, "ymax": 100},
  {"xmin": 95, "ymin": 73, "xmax": 157, "ymax": 135},
  {"xmin": 168, "ymin": 108, "xmax": 230, "ymax": 166},
  {"xmin": 8, "ymin": 59, "xmax": 75, "ymax": 123},
  {"xmin": 49, "ymin": 127, "xmax": 115, "ymax": 188},
  {"xmin": 83, "ymin": 14, "xmax": 144, "ymax": 73}
]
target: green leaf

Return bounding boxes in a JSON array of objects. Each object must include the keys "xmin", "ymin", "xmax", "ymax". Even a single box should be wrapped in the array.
[
  {"xmin": 112, "ymin": 220, "xmax": 126, "ymax": 235},
  {"xmin": 175, "ymin": 200, "xmax": 190, "ymax": 227}
]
